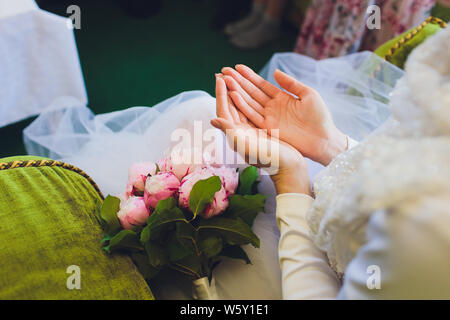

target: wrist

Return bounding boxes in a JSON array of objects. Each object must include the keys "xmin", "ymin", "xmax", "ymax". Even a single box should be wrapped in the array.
[
  {"xmin": 319, "ymin": 129, "xmax": 347, "ymax": 166},
  {"xmin": 271, "ymin": 165, "xmax": 312, "ymax": 196}
]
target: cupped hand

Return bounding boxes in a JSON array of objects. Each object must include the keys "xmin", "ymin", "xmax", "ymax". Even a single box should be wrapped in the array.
[
  {"xmin": 211, "ymin": 74, "xmax": 311, "ymax": 196},
  {"xmin": 221, "ymin": 65, "xmax": 347, "ymax": 166}
]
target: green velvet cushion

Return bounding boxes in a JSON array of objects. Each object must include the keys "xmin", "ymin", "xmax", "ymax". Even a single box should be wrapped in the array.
[
  {"xmin": 0, "ymin": 156, "xmax": 154, "ymax": 300},
  {"xmin": 375, "ymin": 17, "xmax": 446, "ymax": 69}
]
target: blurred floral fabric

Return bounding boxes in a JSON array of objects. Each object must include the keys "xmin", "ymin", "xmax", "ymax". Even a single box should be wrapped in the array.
[{"xmin": 295, "ymin": 0, "xmax": 435, "ymax": 59}]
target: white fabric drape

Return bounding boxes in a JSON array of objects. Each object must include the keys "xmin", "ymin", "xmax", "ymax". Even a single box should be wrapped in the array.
[{"xmin": 0, "ymin": 0, "xmax": 86, "ymax": 127}]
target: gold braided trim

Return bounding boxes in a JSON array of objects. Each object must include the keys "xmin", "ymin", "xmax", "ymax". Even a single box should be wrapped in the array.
[
  {"xmin": 384, "ymin": 17, "xmax": 447, "ymax": 62},
  {"xmin": 0, "ymin": 159, "xmax": 104, "ymax": 200}
]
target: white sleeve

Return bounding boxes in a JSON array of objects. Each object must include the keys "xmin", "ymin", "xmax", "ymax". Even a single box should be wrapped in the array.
[
  {"xmin": 338, "ymin": 195, "xmax": 450, "ymax": 299},
  {"xmin": 277, "ymin": 191, "xmax": 450, "ymax": 300},
  {"xmin": 276, "ymin": 193, "xmax": 341, "ymax": 299}
]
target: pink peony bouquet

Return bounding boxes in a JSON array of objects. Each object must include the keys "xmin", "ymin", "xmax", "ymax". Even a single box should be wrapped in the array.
[{"xmin": 97, "ymin": 154, "xmax": 266, "ymax": 283}]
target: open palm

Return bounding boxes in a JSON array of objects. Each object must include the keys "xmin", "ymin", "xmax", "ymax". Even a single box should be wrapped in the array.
[
  {"xmin": 211, "ymin": 74, "xmax": 311, "ymax": 195},
  {"xmin": 221, "ymin": 65, "xmax": 347, "ymax": 166}
]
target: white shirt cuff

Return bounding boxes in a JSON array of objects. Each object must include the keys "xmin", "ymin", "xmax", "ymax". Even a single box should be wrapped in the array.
[{"xmin": 275, "ymin": 193, "xmax": 314, "ymax": 230}]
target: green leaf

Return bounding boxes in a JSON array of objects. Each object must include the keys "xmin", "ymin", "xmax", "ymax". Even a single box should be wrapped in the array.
[
  {"xmin": 199, "ymin": 236, "xmax": 223, "ymax": 258},
  {"xmin": 205, "ymin": 256, "xmax": 223, "ymax": 282},
  {"xmin": 202, "ymin": 259, "xmax": 213, "ymax": 283},
  {"xmin": 145, "ymin": 241, "xmax": 168, "ymax": 267},
  {"xmin": 189, "ymin": 176, "xmax": 222, "ymax": 218},
  {"xmin": 153, "ymin": 197, "xmax": 176, "ymax": 213},
  {"xmin": 141, "ymin": 205, "xmax": 187, "ymax": 243},
  {"xmin": 220, "ymin": 246, "xmax": 251, "ymax": 264},
  {"xmin": 99, "ymin": 195, "xmax": 122, "ymax": 236},
  {"xmin": 107, "ymin": 230, "xmax": 143, "ymax": 253},
  {"xmin": 176, "ymin": 222, "xmax": 198, "ymax": 255},
  {"xmin": 130, "ymin": 252, "xmax": 161, "ymax": 279},
  {"xmin": 167, "ymin": 232, "xmax": 191, "ymax": 262},
  {"xmin": 101, "ymin": 233, "xmax": 112, "ymax": 244},
  {"xmin": 237, "ymin": 166, "xmax": 259, "ymax": 195},
  {"xmin": 226, "ymin": 194, "xmax": 266, "ymax": 227},
  {"xmin": 197, "ymin": 217, "xmax": 260, "ymax": 248},
  {"xmin": 131, "ymin": 225, "xmax": 144, "ymax": 234},
  {"xmin": 171, "ymin": 254, "xmax": 203, "ymax": 279}
]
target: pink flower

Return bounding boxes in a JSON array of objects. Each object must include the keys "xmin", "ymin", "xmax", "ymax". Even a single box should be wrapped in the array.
[
  {"xmin": 118, "ymin": 191, "xmax": 129, "ymax": 207},
  {"xmin": 212, "ymin": 166, "xmax": 239, "ymax": 195},
  {"xmin": 203, "ymin": 187, "xmax": 228, "ymax": 219},
  {"xmin": 157, "ymin": 147, "xmax": 224, "ymax": 180},
  {"xmin": 157, "ymin": 157, "xmax": 199, "ymax": 181},
  {"xmin": 144, "ymin": 172, "xmax": 180, "ymax": 209},
  {"xmin": 178, "ymin": 167, "xmax": 229, "ymax": 219},
  {"xmin": 157, "ymin": 147, "xmax": 209, "ymax": 180},
  {"xmin": 117, "ymin": 196, "xmax": 150, "ymax": 229},
  {"xmin": 127, "ymin": 162, "xmax": 157, "ymax": 195}
]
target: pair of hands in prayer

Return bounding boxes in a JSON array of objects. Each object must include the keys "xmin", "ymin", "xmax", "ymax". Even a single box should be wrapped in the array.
[{"xmin": 211, "ymin": 65, "xmax": 348, "ymax": 196}]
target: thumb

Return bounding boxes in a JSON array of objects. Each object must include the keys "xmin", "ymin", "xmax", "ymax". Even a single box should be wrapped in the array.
[
  {"xmin": 210, "ymin": 118, "xmax": 234, "ymax": 132},
  {"xmin": 273, "ymin": 69, "xmax": 310, "ymax": 98}
]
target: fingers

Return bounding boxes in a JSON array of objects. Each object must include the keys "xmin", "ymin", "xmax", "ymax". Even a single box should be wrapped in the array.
[
  {"xmin": 235, "ymin": 64, "xmax": 280, "ymax": 98},
  {"xmin": 215, "ymin": 74, "xmax": 233, "ymax": 121},
  {"xmin": 223, "ymin": 75, "xmax": 265, "ymax": 115},
  {"xmin": 229, "ymin": 91, "xmax": 265, "ymax": 128},
  {"xmin": 210, "ymin": 117, "xmax": 252, "ymax": 165},
  {"xmin": 273, "ymin": 69, "xmax": 310, "ymax": 98},
  {"xmin": 222, "ymin": 66, "xmax": 271, "ymax": 106},
  {"xmin": 227, "ymin": 94, "xmax": 241, "ymax": 123},
  {"xmin": 211, "ymin": 117, "xmax": 275, "ymax": 169},
  {"xmin": 229, "ymin": 94, "xmax": 256, "ymax": 127},
  {"xmin": 237, "ymin": 110, "xmax": 254, "ymax": 127}
]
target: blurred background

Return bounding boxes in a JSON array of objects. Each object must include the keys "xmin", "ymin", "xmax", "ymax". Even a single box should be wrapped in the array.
[
  {"xmin": 1, "ymin": 0, "xmax": 449, "ymax": 158},
  {"xmin": 34, "ymin": 0, "xmax": 301, "ymax": 111},
  {"xmin": 1, "ymin": 0, "xmax": 303, "ymax": 157}
]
